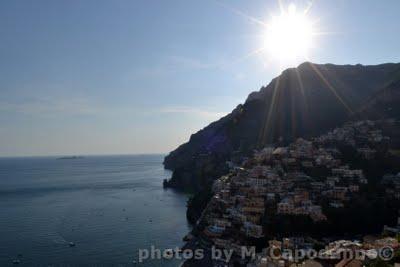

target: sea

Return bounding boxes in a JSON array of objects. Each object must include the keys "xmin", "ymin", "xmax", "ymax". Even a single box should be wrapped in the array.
[{"xmin": 0, "ymin": 155, "xmax": 190, "ymax": 267}]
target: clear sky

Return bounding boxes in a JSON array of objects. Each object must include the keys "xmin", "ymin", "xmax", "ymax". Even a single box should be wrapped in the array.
[{"xmin": 1, "ymin": 0, "xmax": 399, "ymax": 157}]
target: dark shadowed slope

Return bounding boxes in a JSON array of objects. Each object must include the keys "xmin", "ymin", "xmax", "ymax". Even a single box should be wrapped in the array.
[
  {"xmin": 164, "ymin": 62, "xmax": 400, "ymax": 194},
  {"xmin": 355, "ymin": 74, "xmax": 400, "ymax": 120}
]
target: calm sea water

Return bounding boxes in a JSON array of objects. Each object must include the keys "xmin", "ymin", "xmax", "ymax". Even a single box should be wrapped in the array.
[{"xmin": 0, "ymin": 155, "xmax": 190, "ymax": 267}]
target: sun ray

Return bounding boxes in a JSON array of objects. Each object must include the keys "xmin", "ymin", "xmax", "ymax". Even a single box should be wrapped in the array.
[
  {"xmin": 312, "ymin": 31, "xmax": 344, "ymax": 36},
  {"xmin": 278, "ymin": 0, "xmax": 285, "ymax": 14},
  {"xmin": 219, "ymin": 46, "xmax": 267, "ymax": 69},
  {"xmin": 294, "ymin": 67, "xmax": 308, "ymax": 109},
  {"xmin": 214, "ymin": 0, "xmax": 267, "ymax": 27},
  {"xmin": 303, "ymin": 0, "xmax": 314, "ymax": 15},
  {"xmin": 307, "ymin": 62, "xmax": 354, "ymax": 114},
  {"xmin": 258, "ymin": 74, "xmax": 281, "ymax": 145}
]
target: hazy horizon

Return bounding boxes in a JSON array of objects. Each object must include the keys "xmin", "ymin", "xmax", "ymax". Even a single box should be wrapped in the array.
[
  {"xmin": 1, "ymin": 0, "xmax": 400, "ymax": 157},
  {"xmin": 0, "ymin": 152, "xmax": 168, "ymax": 158}
]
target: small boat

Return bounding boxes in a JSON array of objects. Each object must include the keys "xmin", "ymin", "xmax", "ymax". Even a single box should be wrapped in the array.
[
  {"xmin": 12, "ymin": 259, "xmax": 21, "ymax": 264},
  {"xmin": 57, "ymin": 156, "xmax": 84, "ymax": 160},
  {"xmin": 69, "ymin": 242, "xmax": 76, "ymax": 247}
]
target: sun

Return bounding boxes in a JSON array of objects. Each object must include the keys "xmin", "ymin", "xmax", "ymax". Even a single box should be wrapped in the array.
[{"xmin": 263, "ymin": 3, "xmax": 314, "ymax": 64}]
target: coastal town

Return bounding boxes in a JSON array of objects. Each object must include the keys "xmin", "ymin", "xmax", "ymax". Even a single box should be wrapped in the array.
[{"xmin": 183, "ymin": 119, "xmax": 400, "ymax": 267}]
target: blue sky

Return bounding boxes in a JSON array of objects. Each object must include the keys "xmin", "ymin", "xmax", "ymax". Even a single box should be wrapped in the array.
[{"xmin": 1, "ymin": 0, "xmax": 399, "ymax": 156}]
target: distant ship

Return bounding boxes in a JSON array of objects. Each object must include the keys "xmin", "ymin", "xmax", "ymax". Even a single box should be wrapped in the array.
[{"xmin": 57, "ymin": 156, "xmax": 85, "ymax": 160}]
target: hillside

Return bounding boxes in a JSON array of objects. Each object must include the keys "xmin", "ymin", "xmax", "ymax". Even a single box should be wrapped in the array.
[{"xmin": 164, "ymin": 62, "xmax": 400, "ymax": 195}]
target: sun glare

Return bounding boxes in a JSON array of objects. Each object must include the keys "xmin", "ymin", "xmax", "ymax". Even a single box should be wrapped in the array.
[{"xmin": 263, "ymin": 3, "xmax": 314, "ymax": 64}]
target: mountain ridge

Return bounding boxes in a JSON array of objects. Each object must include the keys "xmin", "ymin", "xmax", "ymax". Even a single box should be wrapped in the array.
[{"xmin": 163, "ymin": 62, "xmax": 400, "ymax": 199}]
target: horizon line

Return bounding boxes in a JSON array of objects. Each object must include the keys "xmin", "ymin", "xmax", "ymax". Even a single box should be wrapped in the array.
[{"xmin": 0, "ymin": 153, "xmax": 168, "ymax": 159}]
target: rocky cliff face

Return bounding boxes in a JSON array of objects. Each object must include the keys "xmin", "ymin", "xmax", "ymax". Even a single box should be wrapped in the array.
[{"xmin": 163, "ymin": 62, "xmax": 400, "ymax": 199}]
